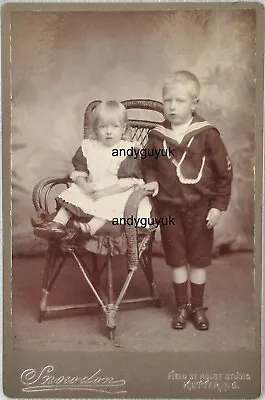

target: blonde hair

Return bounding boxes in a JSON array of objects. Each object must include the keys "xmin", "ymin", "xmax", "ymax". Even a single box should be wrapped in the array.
[
  {"xmin": 91, "ymin": 101, "xmax": 131, "ymax": 141},
  {"xmin": 163, "ymin": 70, "xmax": 200, "ymax": 100}
]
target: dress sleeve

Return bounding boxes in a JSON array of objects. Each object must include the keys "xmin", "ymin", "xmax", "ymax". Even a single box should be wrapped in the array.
[
  {"xmin": 70, "ymin": 145, "xmax": 89, "ymax": 181},
  {"xmin": 206, "ymin": 129, "xmax": 233, "ymax": 211},
  {"xmin": 141, "ymin": 133, "xmax": 158, "ymax": 183}
]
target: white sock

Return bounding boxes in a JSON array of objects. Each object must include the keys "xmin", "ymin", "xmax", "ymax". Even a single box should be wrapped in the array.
[
  {"xmin": 79, "ymin": 218, "xmax": 106, "ymax": 235},
  {"xmin": 53, "ymin": 208, "xmax": 72, "ymax": 226}
]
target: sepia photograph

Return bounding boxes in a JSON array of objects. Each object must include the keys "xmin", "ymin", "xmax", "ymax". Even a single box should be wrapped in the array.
[{"xmin": 2, "ymin": 2, "xmax": 263, "ymax": 398}]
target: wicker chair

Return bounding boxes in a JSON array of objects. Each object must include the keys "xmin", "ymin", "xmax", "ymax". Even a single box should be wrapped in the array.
[{"xmin": 32, "ymin": 99, "xmax": 164, "ymax": 340}]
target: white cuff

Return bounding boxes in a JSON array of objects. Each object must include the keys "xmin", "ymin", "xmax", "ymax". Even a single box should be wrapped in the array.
[{"xmin": 70, "ymin": 171, "xmax": 88, "ymax": 182}]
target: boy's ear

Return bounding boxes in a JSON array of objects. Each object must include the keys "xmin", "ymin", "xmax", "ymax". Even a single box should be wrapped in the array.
[{"xmin": 191, "ymin": 97, "xmax": 199, "ymax": 113}]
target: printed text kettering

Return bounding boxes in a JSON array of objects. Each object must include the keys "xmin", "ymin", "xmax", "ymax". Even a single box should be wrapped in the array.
[{"xmin": 112, "ymin": 147, "xmax": 174, "ymax": 159}]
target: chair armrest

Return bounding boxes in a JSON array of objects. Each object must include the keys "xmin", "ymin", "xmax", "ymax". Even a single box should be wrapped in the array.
[
  {"xmin": 124, "ymin": 188, "xmax": 155, "ymax": 271},
  {"xmin": 32, "ymin": 176, "xmax": 71, "ymax": 212},
  {"xmin": 124, "ymin": 188, "xmax": 154, "ymax": 221}
]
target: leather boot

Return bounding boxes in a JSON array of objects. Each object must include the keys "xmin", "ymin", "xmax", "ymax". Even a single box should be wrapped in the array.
[
  {"xmin": 190, "ymin": 306, "xmax": 209, "ymax": 330},
  {"xmin": 34, "ymin": 221, "xmax": 66, "ymax": 240},
  {"xmin": 172, "ymin": 304, "xmax": 191, "ymax": 329}
]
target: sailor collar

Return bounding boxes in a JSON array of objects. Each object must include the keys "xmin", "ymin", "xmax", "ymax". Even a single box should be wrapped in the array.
[{"xmin": 152, "ymin": 115, "xmax": 213, "ymax": 148}]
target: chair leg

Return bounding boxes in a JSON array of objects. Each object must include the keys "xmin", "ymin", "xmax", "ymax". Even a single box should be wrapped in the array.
[
  {"xmin": 146, "ymin": 237, "xmax": 156, "ymax": 297},
  {"xmin": 108, "ymin": 328, "xmax": 115, "ymax": 341},
  {"xmin": 91, "ymin": 254, "xmax": 102, "ymax": 289},
  {"xmin": 39, "ymin": 245, "xmax": 57, "ymax": 322},
  {"xmin": 106, "ymin": 256, "xmax": 117, "ymax": 339},
  {"xmin": 141, "ymin": 238, "xmax": 161, "ymax": 308},
  {"xmin": 140, "ymin": 240, "xmax": 155, "ymax": 295}
]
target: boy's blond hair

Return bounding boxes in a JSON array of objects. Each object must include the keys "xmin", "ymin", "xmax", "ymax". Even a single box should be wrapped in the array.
[{"xmin": 163, "ymin": 70, "xmax": 200, "ymax": 100}]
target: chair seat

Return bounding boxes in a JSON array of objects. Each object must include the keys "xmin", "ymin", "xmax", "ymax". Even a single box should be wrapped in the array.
[
  {"xmin": 32, "ymin": 210, "xmax": 123, "ymax": 236},
  {"xmin": 68, "ymin": 219, "xmax": 127, "ymax": 255},
  {"xmin": 32, "ymin": 210, "xmax": 154, "ymax": 256},
  {"xmin": 68, "ymin": 219, "xmax": 124, "ymax": 238}
]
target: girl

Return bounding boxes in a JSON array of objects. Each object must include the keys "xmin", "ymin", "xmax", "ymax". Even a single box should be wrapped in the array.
[{"xmin": 36, "ymin": 101, "xmax": 151, "ymax": 239}]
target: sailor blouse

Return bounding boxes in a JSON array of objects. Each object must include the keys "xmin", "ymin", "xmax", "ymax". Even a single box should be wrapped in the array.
[{"xmin": 141, "ymin": 115, "xmax": 233, "ymax": 211}]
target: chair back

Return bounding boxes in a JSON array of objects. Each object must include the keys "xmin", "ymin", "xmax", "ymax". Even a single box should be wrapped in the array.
[{"xmin": 84, "ymin": 99, "xmax": 165, "ymax": 148}]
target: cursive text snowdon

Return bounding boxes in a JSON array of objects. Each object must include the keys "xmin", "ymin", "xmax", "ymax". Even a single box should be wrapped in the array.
[{"xmin": 20, "ymin": 365, "xmax": 127, "ymax": 394}]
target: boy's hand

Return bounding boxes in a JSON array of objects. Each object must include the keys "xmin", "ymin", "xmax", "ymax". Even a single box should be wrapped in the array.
[
  {"xmin": 206, "ymin": 208, "xmax": 222, "ymax": 229},
  {"xmin": 140, "ymin": 181, "xmax": 159, "ymax": 197}
]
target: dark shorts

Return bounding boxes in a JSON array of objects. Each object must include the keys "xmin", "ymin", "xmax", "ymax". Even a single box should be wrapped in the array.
[{"xmin": 157, "ymin": 201, "xmax": 214, "ymax": 268}]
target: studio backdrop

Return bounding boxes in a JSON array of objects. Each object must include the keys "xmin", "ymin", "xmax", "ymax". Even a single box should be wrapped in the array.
[{"xmin": 11, "ymin": 10, "xmax": 255, "ymax": 256}]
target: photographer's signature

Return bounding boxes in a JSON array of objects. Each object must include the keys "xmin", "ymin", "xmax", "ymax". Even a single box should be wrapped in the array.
[{"xmin": 21, "ymin": 365, "xmax": 127, "ymax": 394}]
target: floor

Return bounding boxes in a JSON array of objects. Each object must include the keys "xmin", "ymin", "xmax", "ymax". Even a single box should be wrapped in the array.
[{"xmin": 12, "ymin": 252, "xmax": 255, "ymax": 352}]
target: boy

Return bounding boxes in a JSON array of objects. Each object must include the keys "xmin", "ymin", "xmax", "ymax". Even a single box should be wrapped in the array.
[{"xmin": 141, "ymin": 71, "xmax": 233, "ymax": 330}]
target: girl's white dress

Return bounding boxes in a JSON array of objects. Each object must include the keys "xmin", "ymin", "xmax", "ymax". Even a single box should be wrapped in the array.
[{"xmin": 58, "ymin": 139, "xmax": 152, "ymax": 221}]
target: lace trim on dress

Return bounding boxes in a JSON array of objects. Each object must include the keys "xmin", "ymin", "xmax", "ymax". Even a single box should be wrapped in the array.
[{"xmin": 70, "ymin": 170, "xmax": 89, "ymax": 181}]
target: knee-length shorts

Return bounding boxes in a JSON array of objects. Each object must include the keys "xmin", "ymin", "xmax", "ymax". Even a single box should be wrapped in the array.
[{"xmin": 157, "ymin": 201, "xmax": 214, "ymax": 268}]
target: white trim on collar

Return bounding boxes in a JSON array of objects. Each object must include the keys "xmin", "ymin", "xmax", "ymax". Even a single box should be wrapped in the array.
[{"xmin": 153, "ymin": 121, "xmax": 212, "ymax": 141}]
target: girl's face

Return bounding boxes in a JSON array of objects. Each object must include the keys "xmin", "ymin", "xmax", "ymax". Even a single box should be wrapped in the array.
[
  {"xmin": 163, "ymin": 83, "xmax": 197, "ymax": 126},
  {"xmin": 96, "ymin": 114, "xmax": 126, "ymax": 147}
]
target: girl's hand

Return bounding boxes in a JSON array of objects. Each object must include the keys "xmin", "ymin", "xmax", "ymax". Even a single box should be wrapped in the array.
[
  {"xmin": 91, "ymin": 189, "xmax": 106, "ymax": 201},
  {"xmin": 82, "ymin": 182, "xmax": 96, "ymax": 195},
  {"xmin": 140, "ymin": 181, "xmax": 159, "ymax": 197},
  {"xmin": 206, "ymin": 208, "xmax": 222, "ymax": 229}
]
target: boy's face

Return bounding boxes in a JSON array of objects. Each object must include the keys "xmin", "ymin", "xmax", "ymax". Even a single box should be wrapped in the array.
[
  {"xmin": 96, "ymin": 116, "xmax": 125, "ymax": 147},
  {"xmin": 163, "ymin": 83, "xmax": 197, "ymax": 126}
]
